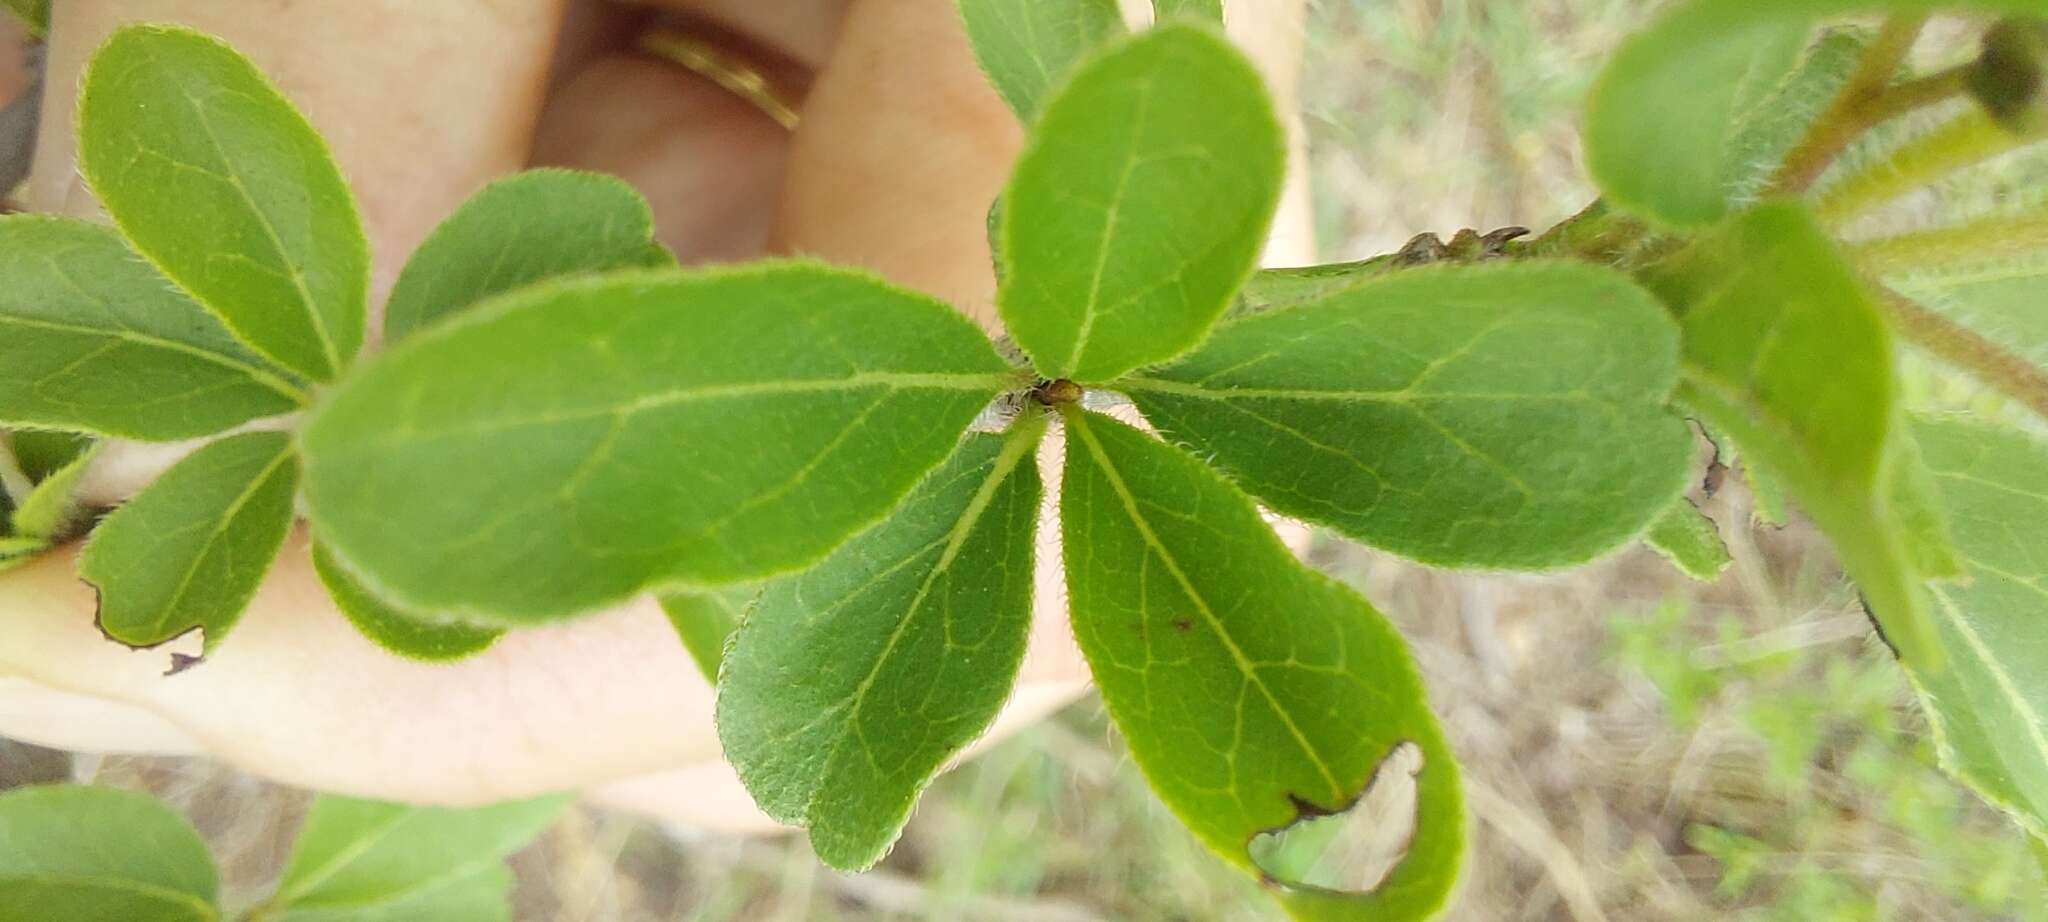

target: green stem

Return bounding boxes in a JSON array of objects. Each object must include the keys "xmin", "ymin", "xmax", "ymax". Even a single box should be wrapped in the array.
[
  {"xmin": 1770, "ymin": 14, "xmax": 1941, "ymax": 196},
  {"xmin": 1877, "ymin": 284, "xmax": 2048, "ymax": 421},
  {"xmin": 1815, "ymin": 109, "xmax": 2042, "ymax": 225},
  {"xmin": 1850, "ymin": 204, "xmax": 2048, "ymax": 274}
]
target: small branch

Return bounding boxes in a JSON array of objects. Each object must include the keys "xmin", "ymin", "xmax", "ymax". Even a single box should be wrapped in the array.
[
  {"xmin": 1769, "ymin": 14, "xmax": 1939, "ymax": 196},
  {"xmin": 1815, "ymin": 110, "xmax": 2041, "ymax": 225},
  {"xmin": 1877, "ymin": 284, "xmax": 2048, "ymax": 421}
]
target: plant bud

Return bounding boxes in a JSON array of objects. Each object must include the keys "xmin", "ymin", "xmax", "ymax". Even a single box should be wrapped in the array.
[{"xmin": 1970, "ymin": 18, "xmax": 2048, "ymax": 132}]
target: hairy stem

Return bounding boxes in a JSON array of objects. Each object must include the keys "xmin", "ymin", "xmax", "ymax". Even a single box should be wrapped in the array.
[
  {"xmin": 1770, "ymin": 14, "xmax": 1941, "ymax": 196},
  {"xmin": 1851, "ymin": 204, "xmax": 2048, "ymax": 274},
  {"xmin": 1815, "ymin": 109, "xmax": 2041, "ymax": 225},
  {"xmin": 1878, "ymin": 285, "xmax": 2048, "ymax": 421}
]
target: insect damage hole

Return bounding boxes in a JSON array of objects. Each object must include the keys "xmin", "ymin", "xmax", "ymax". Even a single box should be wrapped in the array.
[{"xmin": 1248, "ymin": 740, "xmax": 1424, "ymax": 893}]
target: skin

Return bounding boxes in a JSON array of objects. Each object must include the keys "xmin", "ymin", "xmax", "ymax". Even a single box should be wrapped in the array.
[{"xmin": 0, "ymin": 0, "xmax": 1309, "ymax": 830}]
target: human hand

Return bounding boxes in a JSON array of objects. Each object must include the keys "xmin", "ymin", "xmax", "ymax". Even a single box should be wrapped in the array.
[{"xmin": 0, "ymin": 0, "xmax": 1309, "ymax": 830}]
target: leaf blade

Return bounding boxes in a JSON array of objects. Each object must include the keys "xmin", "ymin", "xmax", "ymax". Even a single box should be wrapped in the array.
[
  {"xmin": 8, "ymin": 441, "xmax": 99, "ymax": 542},
  {"xmin": 1583, "ymin": 0, "xmax": 2048, "ymax": 227},
  {"xmin": 77, "ymin": 25, "xmax": 368, "ymax": 380},
  {"xmin": 384, "ymin": 169, "xmax": 664, "ymax": 343},
  {"xmin": 0, "ymin": 216, "xmax": 306, "ymax": 440},
  {"xmin": 80, "ymin": 430, "xmax": 299, "ymax": 653},
  {"xmin": 302, "ymin": 263, "xmax": 1014, "ymax": 622},
  {"xmin": 1, "ymin": 0, "xmax": 47, "ymax": 38},
  {"xmin": 997, "ymin": 22, "xmax": 1285, "ymax": 382},
  {"xmin": 1670, "ymin": 203, "xmax": 1939, "ymax": 667},
  {"xmin": 659, "ymin": 588, "xmax": 753, "ymax": 683},
  {"xmin": 956, "ymin": 0, "xmax": 1126, "ymax": 122},
  {"xmin": 1908, "ymin": 414, "xmax": 2048, "ymax": 845},
  {"xmin": 1644, "ymin": 499, "xmax": 1733, "ymax": 581},
  {"xmin": 310, "ymin": 542, "xmax": 504, "ymax": 662},
  {"xmin": 717, "ymin": 423, "xmax": 1043, "ymax": 870},
  {"xmin": 0, "ymin": 785, "xmax": 219, "ymax": 922},
  {"xmin": 1060, "ymin": 407, "xmax": 1463, "ymax": 920},
  {"xmin": 1126, "ymin": 262, "xmax": 1693, "ymax": 570},
  {"xmin": 273, "ymin": 794, "xmax": 564, "ymax": 913},
  {"xmin": 274, "ymin": 864, "xmax": 511, "ymax": 922}
]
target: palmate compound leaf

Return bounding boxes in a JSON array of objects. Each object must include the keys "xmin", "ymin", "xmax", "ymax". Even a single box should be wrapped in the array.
[
  {"xmin": 77, "ymin": 25, "xmax": 368, "ymax": 381},
  {"xmin": 717, "ymin": 421, "xmax": 1043, "ymax": 870},
  {"xmin": 1059, "ymin": 407, "xmax": 1462, "ymax": 921},
  {"xmin": 1668, "ymin": 203, "xmax": 1948, "ymax": 668},
  {"xmin": 0, "ymin": 785, "xmax": 219, "ymax": 922},
  {"xmin": 955, "ymin": 0, "xmax": 1125, "ymax": 122},
  {"xmin": 996, "ymin": 21, "xmax": 1285, "ymax": 383},
  {"xmin": 310, "ymin": 542, "xmax": 503, "ymax": 663},
  {"xmin": 1907, "ymin": 415, "xmax": 2048, "ymax": 845},
  {"xmin": 266, "ymin": 793, "xmax": 565, "ymax": 917},
  {"xmin": 384, "ymin": 169, "xmax": 672, "ymax": 343},
  {"xmin": 80, "ymin": 430, "xmax": 298, "ymax": 656},
  {"xmin": 301, "ymin": 263, "xmax": 1019, "ymax": 623},
  {"xmin": 1122, "ymin": 262, "xmax": 1694, "ymax": 570},
  {"xmin": 0, "ymin": 217, "xmax": 307, "ymax": 440},
  {"xmin": 1584, "ymin": 0, "xmax": 2048, "ymax": 227}
]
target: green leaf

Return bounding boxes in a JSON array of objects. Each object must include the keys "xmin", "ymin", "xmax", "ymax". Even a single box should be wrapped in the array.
[
  {"xmin": 9, "ymin": 441, "xmax": 98, "ymax": 541},
  {"xmin": 1059, "ymin": 407, "xmax": 1462, "ymax": 920},
  {"xmin": 1886, "ymin": 426, "xmax": 1965, "ymax": 580},
  {"xmin": 956, "ymin": 0, "xmax": 1126, "ymax": 122},
  {"xmin": 302, "ymin": 263, "xmax": 1015, "ymax": 623},
  {"xmin": 310, "ymin": 542, "xmax": 503, "ymax": 663},
  {"xmin": 275, "ymin": 865, "xmax": 510, "ymax": 922},
  {"xmin": 0, "ymin": 785, "xmax": 219, "ymax": 922},
  {"xmin": 80, "ymin": 431, "xmax": 298, "ymax": 654},
  {"xmin": 77, "ymin": 25, "xmax": 368, "ymax": 381},
  {"xmin": 718, "ymin": 422, "xmax": 1044, "ymax": 871},
  {"xmin": 997, "ymin": 22, "xmax": 1285, "ymax": 383},
  {"xmin": 1670, "ymin": 203, "xmax": 1939, "ymax": 667},
  {"xmin": 1584, "ymin": 4, "xmax": 1807, "ymax": 226},
  {"xmin": 1235, "ymin": 259, "xmax": 1397, "ymax": 318},
  {"xmin": 384, "ymin": 169, "xmax": 665, "ymax": 343},
  {"xmin": 1123, "ymin": 262, "xmax": 1693, "ymax": 570},
  {"xmin": 1908, "ymin": 414, "xmax": 2048, "ymax": 846},
  {"xmin": 659, "ymin": 587, "xmax": 754, "ymax": 682},
  {"xmin": 0, "ymin": 216, "xmax": 308, "ymax": 440},
  {"xmin": 9, "ymin": 430, "xmax": 90, "ymax": 483},
  {"xmin": 1644, "ymin": 499, "xmax": 1733, "ymax": 581},
  {"xmin": 270, "ymin": 794, "xmax": 564, "ymax": 914},
  {"xmin": 1722, "ymin": 28, "xmax": 1870, "ymax": 204},
  {"xmin": 0, "ymin": 0, "xmax": 46, "ymax": 39},
  {"xmin": 1153, "ymin": 0, "xmax": 1224, "ymax": 21},
  {"xmin": 1583, "ymin": 0, "xmax": 2048, "ymax": 227},
  {"xmin": 1746, "ymin": 453, "xmax": 1791, "ymax": 526}
]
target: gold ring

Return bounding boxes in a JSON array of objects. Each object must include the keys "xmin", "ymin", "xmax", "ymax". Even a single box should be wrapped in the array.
[{"xmin": 635, "ymin": 24, "xmax": 802, "ymax": 131}]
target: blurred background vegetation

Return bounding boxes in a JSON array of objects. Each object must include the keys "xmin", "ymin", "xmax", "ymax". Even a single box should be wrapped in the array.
[{"xmin": 7, "ymin": 0, "xmax": 2048, "ymax": 918}]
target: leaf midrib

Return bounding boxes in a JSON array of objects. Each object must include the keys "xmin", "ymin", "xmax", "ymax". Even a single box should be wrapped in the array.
[
  {"xmin": 1064, "ymin": 407, "xmax": 1345, "ymax": 798},
  {"xmin": 0, "ymin": 312, "xmax": 308, "ymax": 407},
  {"xmin": 344, "ymin": 371, "xmax": 1017, "ymax": 448},
  {"xmin": 145, "ymin": 40, "xmax": 348, "ymax": 376},
  {"xmin": 126, "ymin": 441, "xmax": 293, "ymax": 641},
  {"xmin": 811, "ymin": 421, "xmax": 1041, "ymax": 800}
]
